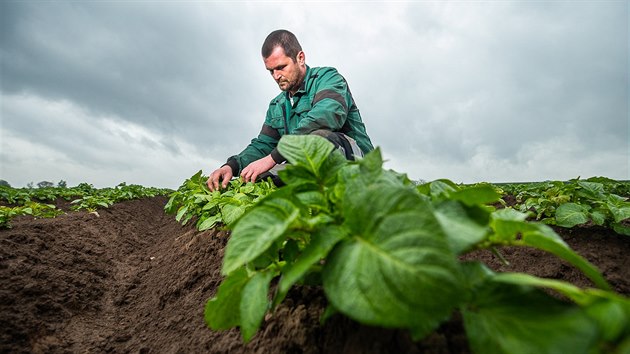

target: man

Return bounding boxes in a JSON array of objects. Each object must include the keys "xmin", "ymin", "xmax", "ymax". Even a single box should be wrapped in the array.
[{"xmin": 207, "ymin": 29, "xmax": 373, "ymax": 191}]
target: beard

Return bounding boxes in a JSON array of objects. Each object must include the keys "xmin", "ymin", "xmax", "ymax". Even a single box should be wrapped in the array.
[
  {"xmin": 279, "ymin": 75, "xmax": 303, "ymax": 94},
  {"xmin": 277, "ymin": 79, "xmax": 295, "ymax": 92}
]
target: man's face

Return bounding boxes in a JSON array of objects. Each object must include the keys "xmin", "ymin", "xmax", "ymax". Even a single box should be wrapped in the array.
[{"xmin": 264, "ymin": 46, "xmax": 306, "ymax": 94}]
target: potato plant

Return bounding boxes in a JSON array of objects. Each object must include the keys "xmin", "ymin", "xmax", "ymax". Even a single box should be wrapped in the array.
[
  {"xmin": 0, "ymin": 183, "xmax": 171, "ymax": 227},
  {"xmin": 497, "ymin": 178, "xmax": 630, "ymax": 235},
  {"xmin": 167, "ymin": 136, "xmax": 629, "ymax": 353}
]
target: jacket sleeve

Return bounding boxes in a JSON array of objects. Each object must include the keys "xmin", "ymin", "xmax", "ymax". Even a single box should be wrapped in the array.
[
  {"xmin": 293, "ymin": 69, "xmax": 351, "ymax": 135},
  {"xmin": 225, "ymin": 110, "xmax": 281, "ymax": 175}
]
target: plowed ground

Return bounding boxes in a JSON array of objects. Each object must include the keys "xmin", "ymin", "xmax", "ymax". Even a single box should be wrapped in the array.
[{"xmin": 1, "ymin": 196, "xmax": 628, "ymax": 353}]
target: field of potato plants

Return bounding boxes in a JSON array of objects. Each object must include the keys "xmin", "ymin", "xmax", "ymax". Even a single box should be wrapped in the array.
[
  {"xmin": 0, "ymin": 182, "xmax": 172, "ymax": 228},
  {"xmin": 2, "ymin": 135, "xmax": 629, "ymax": 353}
]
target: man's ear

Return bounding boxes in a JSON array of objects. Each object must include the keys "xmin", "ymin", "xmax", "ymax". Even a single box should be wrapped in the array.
[{"xmin": 296, "ymin": 51, "xmax": 305, "ymax": 65}]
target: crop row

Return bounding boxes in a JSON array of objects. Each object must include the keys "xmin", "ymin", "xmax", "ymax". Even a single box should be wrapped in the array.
[
  {"xmin": 0, "ymin": 183, "xmax": 172, "ymax": 228},
  {"xmin": 166, "ymin": 135, "xmax": 629, "ymax": 354},
  {"xmin": 492, "ymin": 178, "xmax": 630, "ymax": 235}
]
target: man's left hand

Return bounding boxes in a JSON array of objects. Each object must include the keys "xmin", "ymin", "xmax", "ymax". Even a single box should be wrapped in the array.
[{"xmin": 240, "ymin": 155, "xmax": 276, "ymax": 183}]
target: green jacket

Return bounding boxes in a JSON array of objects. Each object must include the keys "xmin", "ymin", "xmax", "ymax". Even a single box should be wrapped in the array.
[{"xmin": 225, "ymin": 66, "xmax": 374, "ymax": 175}]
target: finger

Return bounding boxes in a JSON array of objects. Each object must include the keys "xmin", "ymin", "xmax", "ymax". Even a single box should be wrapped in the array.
[
  {"xmin": 207, "ymin": 176, "xmax": 215, "ymax": 191},
  {"xmin": 212, "ymin": 175, "xmax": 220, "ymax": 191},
  {"xmin": 240, "ymin": 169, "xmax": 250, "ymax": 183}
]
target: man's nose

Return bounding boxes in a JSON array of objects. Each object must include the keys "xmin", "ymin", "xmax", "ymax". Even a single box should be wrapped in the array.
[{"xmin": 273, "ymin": 70, "xmax": 282, "ymax": 80}]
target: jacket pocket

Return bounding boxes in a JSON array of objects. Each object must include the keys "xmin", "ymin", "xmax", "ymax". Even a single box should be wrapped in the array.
[
  {"xmin": 294, "ymin": 99, "xmax": 312, "ymax": 115},
  {"xmin": 268, "ymin": 116, "xmax": 285, "ymax": 131}
]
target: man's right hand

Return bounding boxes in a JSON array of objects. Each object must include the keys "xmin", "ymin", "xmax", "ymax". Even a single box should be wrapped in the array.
[{"xmin": 207, "ymin": 165, "xmax": 233, "ymax": 191}]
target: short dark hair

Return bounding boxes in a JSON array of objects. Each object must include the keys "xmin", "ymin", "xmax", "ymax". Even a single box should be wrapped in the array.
[{"xmin": 261, "ymin": 30, "xmax": 302, "ymax": 61}]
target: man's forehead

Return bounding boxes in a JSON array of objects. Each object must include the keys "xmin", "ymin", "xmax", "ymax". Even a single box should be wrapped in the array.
[
  {"xmin": 265, "ymin": 46, "xmax": 288, "ymax": 60},
  {"xmin": 264, "ymin": 47, "xmax": 290, "ymax": 67}
]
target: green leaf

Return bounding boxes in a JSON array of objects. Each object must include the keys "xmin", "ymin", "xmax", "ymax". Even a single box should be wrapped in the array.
[
  {"xmin": 590, "ymin": 208, "xmax": 607, "ymax": 226},
  {"xmin": 278, "ymin": 225, "xmax": 347, "ymax": 300},
  {"xmin": 204, "ymin": 267, "xmax": 249, "ymax": 330},
  {"xmin": 323, "ymin": 185, "xmax": 462, "ymax": 339},
  {"xmin": 490, "ymin": 208, "xmax": 529, "ymax": 242},
  {"xmin": 220, "ymin": 203, "xmax": 247, "ymax": 226},
  {"xmin": 488, "ymin": 210, "xmax": 610, "ymax": 290},
  {"xmin": 582, "ymin": 297, "xmax": 630, "ymax": 343},
  {"xmin": 164, "ymin": 194, "xmax": 177, "ymax": 213},
  {"xmin": 278, "ymin": 166, "xmax": 318, "ymax": 186},
  {"xmin": 427, "ymin": 179, "xmax": 459, "ymax": 200},
  {"xmin": 606, "ymin": 203, "xmax": 630, "ymax": 223},
  {"xmin": 342, "ymin": 183, "xmax": 423, "ymax": 237},
  {"xmin": 175, "ymin": 205, "xmax": 189, "ymax": 222},
  {"xmin": 460, "ymin": 261, "xmax": 496, "ymax": 293},
  {"xmin": 358, "ymin": 147, "xmax": 384, "ymax": 179},
  {"xmin": 240, "ymin": 271, "xmax": 274, "ymax": 342},
  {"xmin": 337, "ymin": 148, "xmax": 388, "ymax": 196},
  {"xmin": 277, "ymin": 135, "xmax": 335, "ymax": 176},
  {"xmin": 450, "ymin": 185, "xmax": 501, "ymax": 206},
  {"xmin": 320, "ymin": 149, "xmax": 349, "ymax": 186},
  {"xmin": 223, "ymin": 198, "xmax": 299, "ymax": 275},
  {"xmin": 555, "ymin": 203, "xmax": 590, "ymax": 227},
  {"xmin": 462, "ymin": 274, "xmax": 599, "ymax": 354},
  {"xmin": 295, "ymin": 190, "xmax": 328, "ymax": 211},
  {"xmin": 612, "ymin": 222, "xmax": 630, "ymax": 236},
  {"xmin": 577, "ymin": 181, "xmax": 606, "ymax": 200},
  {"xmin": 197, "ymin": 215, "xmax": 221, "ymax": 231},
  {"xmin": 521, "ymin": 224, "xmax": 611, "ymax": 291},
  {"xmin": 491, "ymin": 272, "xmax": 587, "ymax": 303},
  {"xmin": 434, "ymin": 201, "xmax": 490, "ymax": 255},
  {"xmin": 493, "ymin": 272, "xmax": 630, "ymax": 345}
]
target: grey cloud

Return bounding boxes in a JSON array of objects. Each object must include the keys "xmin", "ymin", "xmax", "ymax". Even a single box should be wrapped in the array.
[
  {"xmin": 1, "ymin": 1, "xmax": 627, "ymax": 186},
  {"xmin": 1, "ymin": 2, "xmax": 268, "ymax": 152},
  {"xmin": 391, "ymin": 2, "xmax": 628, "ymax": 166}
]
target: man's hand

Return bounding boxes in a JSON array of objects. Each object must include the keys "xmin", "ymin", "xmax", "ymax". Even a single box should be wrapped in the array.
[
  {"xmin": 240, "ymin": 155, "xmax": 276, "ymax": 183},
  {"xmin": 207, "ymin": 165, "xmax": 233, "ymax": 191}
]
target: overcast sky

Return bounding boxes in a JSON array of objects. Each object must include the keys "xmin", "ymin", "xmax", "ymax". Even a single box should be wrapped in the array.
[{"xmin": 1, "ymin": 1, "xmax": 628, "ymax": 188}]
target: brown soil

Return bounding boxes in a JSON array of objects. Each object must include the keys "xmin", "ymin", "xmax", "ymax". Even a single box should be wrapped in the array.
[{"xmin": 1, "ymin": 196, "xmax": 628, "ymax": 354}]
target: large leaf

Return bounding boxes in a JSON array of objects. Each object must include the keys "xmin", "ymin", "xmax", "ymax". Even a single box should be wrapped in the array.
[
  {"xmin": 612, "ymin": 222, "xmax": 630, "ymax": 236},
  {"xmin": 490, "ymin": 208, "xmax": 529, "ymax": 242},
  {"xmin": 204, "ymin": 268, "xmax": 249, "ymax": 330},
  {"xmin": 521, "ymin": 225, "xmax": 610, "ymax": 290},
  {"xmin": 342, "ymin": 182, "xmax": 423, "ymax": 237},
  {"xmin": 577, "ymin": 181, "xmax": 606, "ymax": 200},
  {"xmin": 277, "ymin": 166, "xmax": 318, "ymax": 186},
  {"xmin": 357, "ymin": 147, "xmax": 384, "ymax": 181},
  {"xmin": 277, "ymin": 135, "xmax": 335, "ymax": 176},
  {"xmin": 221, "ymin": 203, "xmax": 248, "ymax": 226},
  {"xmin": 425, "ymin": 179, "xmax": 459, "ymax": 200},
  {"xmin": 449, "ymin": 184, "xmax": 501, "ymax": 206},
  {"xmin": 223, "ymin": 198, "xmax": 299, "ymax": 275},
  {"xmin": 278, "ymin": 225, "xmax": 348, "ymax": 299},
  {"xmin": 434, "ymin": 200, "xmax": 490, "ymax": 255},
  {"xmin": 605, "ymin": 196, "xmax": 630, "ymax": 223},
  {"xmin": 240, "ymin": 271, "xmax": 274, "ymax": 342},
  {"xmin": 197, "ymin": 214, "xmax": 222, "ymax": 231},
  {"xmin": 493, "ymin": 272, "xmax": 630, "ymax": 347},
  {"xmin": 323, "ymin": 185, "xmax": 462, "ymax": 339},
  {"xmin": 490, "ymin": 210, "xmax": 610, "ymax": 290},
  {"xmin": 556, "ymin": 203, "xmax": 590, "ymax": 227},
  {"xmin": 462, "ymin": 273, "xmax": 599, "ymax": 354}
]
